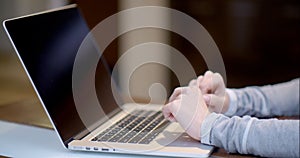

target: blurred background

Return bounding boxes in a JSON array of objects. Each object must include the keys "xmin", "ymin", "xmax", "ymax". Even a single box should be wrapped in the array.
[
  {"xmin": 0, "ymin": 0, "xmax": 299, "ymax": 126},
  {"xmin": 76, "ymin": 0, "xmax": 300, "ymax": 103}
]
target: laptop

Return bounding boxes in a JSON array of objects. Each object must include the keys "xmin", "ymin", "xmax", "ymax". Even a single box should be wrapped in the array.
[{"xmin": 3, "ymin": 4, "xmax": 214, "ymax": 157}]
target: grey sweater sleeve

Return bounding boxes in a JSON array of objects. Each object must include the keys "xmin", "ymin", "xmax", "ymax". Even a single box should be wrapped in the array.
[
  {"xmin": 201, "ymin": 113, "xmax": 300, "ymax": 157},
  {"xmin": 200, "ymin": 79, "xmax": 300, "ymax": 157},
  {"xmin": 224, "ymin": 78, "xmax": 299, "ymax": 117}
]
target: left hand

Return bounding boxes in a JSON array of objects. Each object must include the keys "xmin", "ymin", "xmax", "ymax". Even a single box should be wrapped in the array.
[
  {"xmin": 162, "ymin": 86, "xmax": 210, "ymax": 140},
  {"xmin": 188, "ymin": 71, "xmax": 229, "ymax": 114}
]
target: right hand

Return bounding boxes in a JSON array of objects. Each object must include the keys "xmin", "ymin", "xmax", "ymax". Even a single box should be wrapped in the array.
[
  {"xmin": 162, "ymin": 86, "xmax": 210, "ymax": 140},
  {"xmin": 189, "ymin": 71, "xmax": 229, "ymax": 114}
]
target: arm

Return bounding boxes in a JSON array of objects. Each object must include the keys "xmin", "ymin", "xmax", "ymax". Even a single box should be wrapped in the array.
[
  {"xmin": 195, "ymin": 71, "xmax": 299, "ymax": 117},
  {"xmin": 201, "ymin": 113, "xmax": 300, "ymax": 157},
  {"xmin": 225, "ymin": 78, "xmax": 300, "ymax": 117},
  {"xmin": 163, "ymin": 80, "xmax": 299, "ymax": 157}
]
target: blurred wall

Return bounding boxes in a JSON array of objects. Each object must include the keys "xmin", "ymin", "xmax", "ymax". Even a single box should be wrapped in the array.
[
  {"xmin": 118, "ymin": 0, "xmax": 171, "ymax": 104},
  {"xmin": 76, "ymin": 0, "xmax": 171, "ymax": 103},
  {"xmin": 1, "ymin": 0, "xmax": 299, "ymax": 104},
  {"xmin": 77, "ymin": 0, "xmax": 300, "ymax": 102}
]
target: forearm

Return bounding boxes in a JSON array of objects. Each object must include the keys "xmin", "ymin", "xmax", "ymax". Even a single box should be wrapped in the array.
[
  {"xmin": 201, "ymin": 113, "xmax": 300, "ymax": 157},
  {"xmin": 225, "ymin": 78, "xmax": 299, "ymax": 117}
]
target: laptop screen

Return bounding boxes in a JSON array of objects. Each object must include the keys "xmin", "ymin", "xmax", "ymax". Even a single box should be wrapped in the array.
[{"xmin": 4, "ymin": 5, "xmax": 121, "ymax": 145}]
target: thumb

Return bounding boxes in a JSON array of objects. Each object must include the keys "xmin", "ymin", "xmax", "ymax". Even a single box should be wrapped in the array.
[
  {"xmin": 203, "ymin": 94, "xmax": 226, "ymax": 113},
  {"xmin": 162, "ymin": 103, "xmax": 177, "ymax": 122},
  {"xmin": 203, "ymin": 94, "xmax": 211, "ymax": 106}
]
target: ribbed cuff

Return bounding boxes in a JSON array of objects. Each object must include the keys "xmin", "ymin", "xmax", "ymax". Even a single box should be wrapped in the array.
[
  {"xmin": 224, "ymin": 89, "xmax": 238, "ymax": 117},
  {"xmin": 200, "ymin": 112, "xmax": 221, "ymax": 144}
]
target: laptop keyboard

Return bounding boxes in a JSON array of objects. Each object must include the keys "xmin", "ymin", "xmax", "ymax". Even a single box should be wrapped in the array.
[{"xmin": 91, "ymin": 110, "xmax": 170, "ymax": 144}]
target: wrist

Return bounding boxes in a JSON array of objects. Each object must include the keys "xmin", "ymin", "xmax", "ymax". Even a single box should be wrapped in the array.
[
  {"xmin": 221, "ymin": 92, "xmax": 230, "ymax": 114},
  {"xmin": 223, "ymin": 89, "xmax": 238, "ymax": 116},
  {"xmin": 200, "ymin": 112, "xmax": 221, "ymax": 144}
]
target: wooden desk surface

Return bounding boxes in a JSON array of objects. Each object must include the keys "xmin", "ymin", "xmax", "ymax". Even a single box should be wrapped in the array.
[
  {"xmin": 0, "ymin": 54, "xmax": 256, "ymax": 157},
  {"xmin": 0, "ymin": 54, "xmax": 52, "ymax": 128}
]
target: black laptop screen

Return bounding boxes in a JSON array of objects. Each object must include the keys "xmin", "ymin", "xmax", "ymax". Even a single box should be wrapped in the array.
[{"xmin": 4, "ymin": 6, "xmax": 121, "ymax": 145}]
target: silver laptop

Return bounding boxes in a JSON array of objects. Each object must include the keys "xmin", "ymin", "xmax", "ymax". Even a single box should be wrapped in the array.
[{"xmin": 3, "ymin": 4, "xmax": 214, "ymax": 157}]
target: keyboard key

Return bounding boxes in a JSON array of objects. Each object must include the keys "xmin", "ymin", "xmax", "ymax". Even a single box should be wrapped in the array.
[
  {"xmin": 140, "ymin": 120, "xmax": 170, "ymax": 144},
  {"xmin": 90, "ymin": 110, "xmax": 169, "ymax": 144}
]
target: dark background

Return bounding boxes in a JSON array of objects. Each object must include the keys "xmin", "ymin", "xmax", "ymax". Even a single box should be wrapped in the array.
[
  {"xmin": 76, "ymin": 0, "xmax": 300, "ymax": 90},
  {"xmin": 170, "ymin": 0, "xmax": 300, "ymax": 88},
  {"xmin": 0, "ymin": 0, "xmax": 299, "ymax": 106}
]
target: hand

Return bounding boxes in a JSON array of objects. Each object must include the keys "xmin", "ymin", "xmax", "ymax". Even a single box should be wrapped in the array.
[
  {"xmin": 162, "ymin": 86, "xmax": 210, "ymax": 140},
  {"xmin": 191, "ymin": 71, "xmax": 229, "ymax": 114}
]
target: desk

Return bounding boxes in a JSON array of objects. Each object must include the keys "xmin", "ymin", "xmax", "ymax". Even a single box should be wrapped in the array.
[
  {"xmin": 0, "ymin": 120, "xmax": 253, "ymax": 158},
  {"xmin": 0, "ymin": 100, "xmax": 257, "ymax": 158},
  {"xmin": 0, "ymin": 120, "xmax": 159, "ymax": 158}
]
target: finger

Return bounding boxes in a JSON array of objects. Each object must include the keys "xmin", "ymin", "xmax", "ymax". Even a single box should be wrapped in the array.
[
  {"xmin": 196, "ymin": 75, "xmax": 203, "ymax": 87},
  {"xmin": 168, "ymin": 87, "xmax": 182, "ymax": 102},
  {"xmin": 206, "ymin": 72, "xmax": 224, "ymax": 94},
  {"xmin": 188, "ymin": 79, "xmax": 197, "ymax": 87},
  {"xmin": 213, "ymin": 73, "xmax": 226, "ymax": 95},
  {"xmin": 203, "ymin": 94, "xmax": 211, "ymax": 106},
  {"xmin": 162, "ymin": 103, "xmax": 177, "ymax": 122},
  {"xmin": 203, "ymin": 94, "xmax": 225, "ymax": 106},
  {"xmin": 203, "ymin": 94, "xmax": 226, "ymax": 113},
  {"xmin": 204, "ymin": 70, "xmax": 213, "ymax": 77},
  {"xmin": 200, "ymin": 71, "xmax": 225, "ymax": 96},
  {"xmin": 168, "ymin": 87, "xmax": 189, "ymax": 102},
  {"xmin": 199, "ymin": 71, "xmax": 214, "ymax": 93}
]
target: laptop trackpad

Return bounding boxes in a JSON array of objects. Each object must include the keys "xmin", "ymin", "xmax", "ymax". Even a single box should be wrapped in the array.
[{"xmin": 157, "ymin": 131, "xmax": 213, "ymax": 149}]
